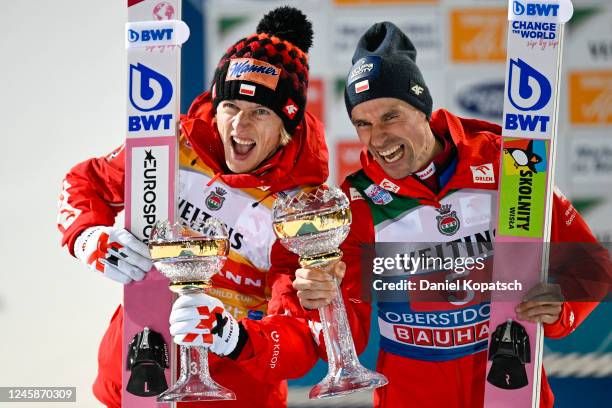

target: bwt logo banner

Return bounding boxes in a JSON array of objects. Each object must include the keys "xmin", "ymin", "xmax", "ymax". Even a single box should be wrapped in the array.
[
  {"xmin": 512, "ymin": 1, "xmax": 559, "ymax": 17},
  {"xmin": 125, "ymin": 20, "xmax": 190, "ymax": 48},
  {"xmin": 508, "ymin": 0, "xmax": 574, "ymax": 23},
  {"xmin": 504, "ymin": 58, "xmax": 552, "ymax": 135},
  {"xmin": 128, "ymin": 63, "xmax": 173, "ymax": 132},
  {"xmin": 128, "ymin": 28, "xmax": 173, "ymax": 43}
]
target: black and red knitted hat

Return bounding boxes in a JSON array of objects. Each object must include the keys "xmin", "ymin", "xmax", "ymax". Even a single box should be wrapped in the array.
[{"xmin": 211, "ymin": 7, "xmax": 313, "ymax": 134}]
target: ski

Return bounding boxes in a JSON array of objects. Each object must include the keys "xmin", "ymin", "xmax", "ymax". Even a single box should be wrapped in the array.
[
  {"xmin": 484, "ymin": 1, "xmax": 573, "ymax": 407},
  {"xmin": 123, "ymin": 1, "xmax": 188, "ymax": 407}
]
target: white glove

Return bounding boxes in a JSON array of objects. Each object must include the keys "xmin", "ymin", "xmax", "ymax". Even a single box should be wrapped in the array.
[
  {"xmin": 74, "ymin": 226, "xmax": 153, "ymax": 284},
  {"xmin": 169, "ymin": 293, "xmax": 240, "ymax": 357}
]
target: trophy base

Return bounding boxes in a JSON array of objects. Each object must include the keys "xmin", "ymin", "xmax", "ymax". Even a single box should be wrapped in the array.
[
  {"xmin": 156, "ymin": 378, "xmax": 236, "ymax": 402},
  {"xmin": 156, "ymin": 346, "xmax": 235, "ymax": 402},
  {"xmin": 309, "ymin": 365, "xmax": 388, "ymax": 399}
]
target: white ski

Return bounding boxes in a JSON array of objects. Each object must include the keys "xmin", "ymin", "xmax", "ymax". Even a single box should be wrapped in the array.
[
  {"xmin": 484, "ymin": 1, "xmax": 573, "ymax": 407},
  {"xmin": 123, "ymin": 1, "xmax": 188, "ymax": 407}
]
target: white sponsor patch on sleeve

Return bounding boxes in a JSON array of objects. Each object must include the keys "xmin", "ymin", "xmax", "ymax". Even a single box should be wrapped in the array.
[{"xmin": 349, "ymin": 187, "xmax": 364, "ymax": 201}]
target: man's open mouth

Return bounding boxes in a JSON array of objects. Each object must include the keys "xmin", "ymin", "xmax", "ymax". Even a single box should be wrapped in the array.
[
  {"xmin": 378, "ymin": 144, "xmax": 404, "ymax": 163},
  {"xmin": 232, "ymin": 136, "xmax": 256, "ymax": 156}
]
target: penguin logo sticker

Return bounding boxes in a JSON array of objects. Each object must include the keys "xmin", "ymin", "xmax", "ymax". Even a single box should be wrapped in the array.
[{"xmin": 504, "ymin": 140, "xmax": 543, "ymax": 173}]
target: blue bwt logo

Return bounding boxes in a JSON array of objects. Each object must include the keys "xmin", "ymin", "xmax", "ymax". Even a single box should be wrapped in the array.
[
  {"xmin": 128, "ymin": 29, "xmax": 139, "ymax": 42},
  {"xmin": 128, "ymin": 63, "xmax": 173, "ymax": 132},
  {"xmin": 129, "ymin": 63, "xmax": 172, "ymax": 112},
  {"xmin": 127, "ymin": 28, "xmax": 174, "ymax": 43},
  {"xmin": 507, "ymin": 59, "xmax": 551, "ymax": 112},
  {"xmin": 513, "ymin": 1, "xmax": 560, "ymax": 17},
  {"xmin": 505, "ymin": 59, "xmax": 552, "ymax": 133}
]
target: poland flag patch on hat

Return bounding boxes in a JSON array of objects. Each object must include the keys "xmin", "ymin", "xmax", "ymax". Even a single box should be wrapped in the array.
[
  {"xmin": 239, "ymin": 83, "xmax": 256, "ymax": 96},
  {"xmin": 355, "ymin": 80, "xmax": 370, "ymax": 94}
]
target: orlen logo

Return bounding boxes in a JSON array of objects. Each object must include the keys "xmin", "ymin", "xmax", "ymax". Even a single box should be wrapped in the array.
[
  {"xmin": 513, "ymin": 1, "xmax": 559, "ymax": 17},
  {"xmin": 128, "ymin": 28, "xmax": 173, "ymax": 43},
  {"xmin": 128, "ymin": 63, "xmax": 173, "ymax": 132},
  {"xmin": 505, "ymin": 59, "xmax": 551, "ymax": 133},
  {"xmin": 269, "ymin": 331, "xmax": 280, "ymax": 368},
  {"xmin": 380, "ymin": 179, "xmax": 400, "ymax": 193},
  {"xmin": 470, "ymin": 163, "xmax": 495, "ymax": 184}
]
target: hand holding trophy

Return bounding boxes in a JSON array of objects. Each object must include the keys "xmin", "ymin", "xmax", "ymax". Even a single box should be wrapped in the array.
[
  {"xmin": 148, "ymin": 219, "xmax": 236, "ymax": 402},
  {"xmin": 273, "ymin": 185, "xmax": 388, "ymax": 399}
]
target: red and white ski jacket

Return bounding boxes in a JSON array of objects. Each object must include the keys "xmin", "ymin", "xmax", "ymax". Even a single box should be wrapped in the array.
[{"xmin": 57, "ymin": 92, "xmax": 332, "ymax": 408}]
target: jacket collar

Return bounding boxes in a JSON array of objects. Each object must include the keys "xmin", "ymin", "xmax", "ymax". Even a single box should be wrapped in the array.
[{"xmin": 180, "ymin": 92, "xmax": 329, "ymax": 193}]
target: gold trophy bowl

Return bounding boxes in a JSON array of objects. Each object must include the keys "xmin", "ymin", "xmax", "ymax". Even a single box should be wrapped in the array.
[
  {"xmin": 273, "ymin": 207, "xmax": 352, "ymax": 267},
  {"xmin": 149, "ymin": 238, "xmax": 229, "ymax": 292}
]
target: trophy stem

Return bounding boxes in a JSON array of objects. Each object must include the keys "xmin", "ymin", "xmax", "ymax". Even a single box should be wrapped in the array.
[
  {"xmin": 169, "ymin": 280, "xmax": 213, "ymax": 294},
  {"xmin": 309, "ymin": 266, "xmax": 388, "ymax": 399},
  {"xmin": 319, "ymin": 283, "xmax": 360, "ymax": 371},
  {"xmin": 198, "ymin": 345, "xmax": 211, "ymax": 379}
]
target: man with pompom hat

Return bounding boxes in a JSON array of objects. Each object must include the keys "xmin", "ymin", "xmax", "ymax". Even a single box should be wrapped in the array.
[{"xmin": 57, "ymin": 7, "xmax": 339, "ymax": 407}]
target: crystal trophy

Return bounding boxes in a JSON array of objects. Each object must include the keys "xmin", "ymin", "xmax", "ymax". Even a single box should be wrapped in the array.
[
  {"xmin": 273, "ymin": 185, "xmax": 388, "ymax": 399},
  {"xmin": 148, "ymin": 219, "xmax": 235, "ymax": 402}
]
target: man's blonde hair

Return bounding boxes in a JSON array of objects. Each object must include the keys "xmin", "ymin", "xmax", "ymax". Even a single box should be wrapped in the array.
[{"xmin": 280, "ymin": 126, "xmax": 292, "ymax": 146}]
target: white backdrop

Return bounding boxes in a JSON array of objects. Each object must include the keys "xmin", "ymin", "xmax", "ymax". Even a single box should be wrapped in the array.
[{"xmin": 0, "ymin": 1, "xmax": 126, "ymax": 407}]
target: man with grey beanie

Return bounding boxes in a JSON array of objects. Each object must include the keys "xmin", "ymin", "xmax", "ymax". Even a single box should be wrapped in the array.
[{"xmin": 292, "ymin": 21, "xmax": 604, "ymax": 407}]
